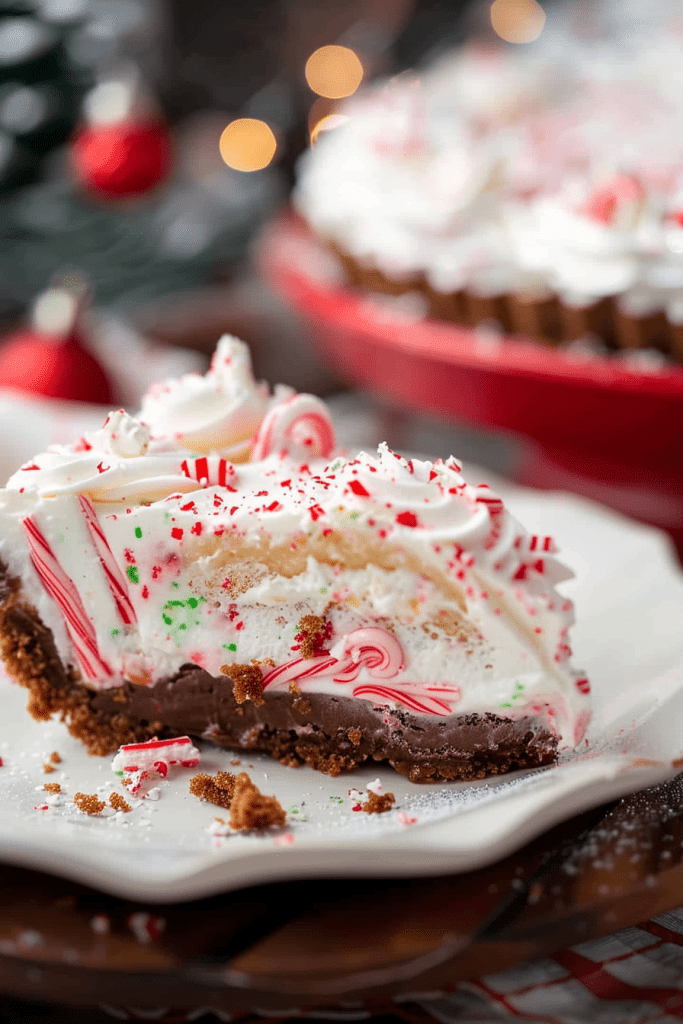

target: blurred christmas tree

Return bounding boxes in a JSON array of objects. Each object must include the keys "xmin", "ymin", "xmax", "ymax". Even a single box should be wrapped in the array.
[
  {"xmin": 0, "ymin": 0, "xmax": 94, "ymax": 192},
  {"xmin": 0, "ymin": 0, "xmax": 283, "ymax": 324}
]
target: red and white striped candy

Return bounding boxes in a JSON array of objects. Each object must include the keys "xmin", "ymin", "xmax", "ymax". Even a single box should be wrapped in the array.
[
  {"xmin": 352, "ymin": 684, "xmax": 452, "ymax": 716},
  {"xmin": 259, "ymin": 628, "xmax": 463, "ymax": 715},
  {"xmin": 251, "ymin": 393, "xmax": 335, "ymax": 462},
  {"xmin": 517, "ymin": 534, "xmax": 558, "ymax": 555},
  {"xmin": 112, "ymin": 735, "xmax": 201, "ymax": 774},
  {"xmin": 473, "ymin": 483, "xmax": 505, "ymax": 550},
  {"xmin": 261, "ymin": 653, "xmax": 339, "ymax": 691},
  {"xmin": 179, "ymin": 456, "xmax": 236, "ymax": 488},
  {"xmin": 79, "ymin": 495, "xmax": 137, "ymax": 626},
  {"xmin": 22, "ymin": 514, "xmax": 111, "ymax": 681},
  {"xmin": 332, "ymin": 627, "xmax": 404, "ymax": 682}
]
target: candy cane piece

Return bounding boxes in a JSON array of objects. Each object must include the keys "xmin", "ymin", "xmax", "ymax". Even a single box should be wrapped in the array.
[
  {"xmin": 22, "ymin": 514, "xmax": 111, "ymax": 681},
  {"xmin": 112, "ymin": 736, "xmax": 201, "ymax": 774},
  {"xmin": 261, "ymin": 654, "xmax": 339, "ymax": 691},
  {"xmin": 332, "ymin": 627, "xmax": 404, "ymax": 682},
  {"xmin": 352, "ymin": 684, "xmax": 451, "ymax": 716},
  {"xmin": 180, "ymin": 456, "xmax": 237, "ymax": 488},
  {"xmin": 252, "ymin": 393, "xmax": 335, "ymax": 461},
  {"xmin": 79, "ymin": 495, "xmax": 137, "ymax": 626}
]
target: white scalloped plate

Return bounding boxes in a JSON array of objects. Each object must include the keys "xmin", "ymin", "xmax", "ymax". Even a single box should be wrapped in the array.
[{"xmin": 0, "ymin": 484, "xmax": 681, "ymax": 902}]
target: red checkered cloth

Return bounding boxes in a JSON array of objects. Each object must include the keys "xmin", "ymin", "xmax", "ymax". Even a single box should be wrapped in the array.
[{"xmin": 101, "ymin": 907, "xmax": 683, "ymax": 1024}]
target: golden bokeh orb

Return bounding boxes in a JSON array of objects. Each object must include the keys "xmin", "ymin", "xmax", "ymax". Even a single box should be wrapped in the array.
[
  {"xmin": 305, "ymin": 45, "xmax": 364, "ymax": 100},
  {"xmin": 219, "ymin": 118, "xmax": 277, "ymax": 172},
  {"xmin": 490, "ymin": 0, "xmax": 546, "ymax": 44}
]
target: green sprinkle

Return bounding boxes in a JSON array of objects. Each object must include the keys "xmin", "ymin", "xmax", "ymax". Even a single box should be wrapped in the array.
[
  {"xmin": 111, "ymin": 628, "xmax": 119, "ymax": 637},
  {"xmin": 515, "ymin": 682, "xmax": 524, "ymax": 691},
  {"xmin": 329, "ymin": 796, "xmax": 344, "ymax": 804},
  {"xmin": 499, "ymin": 702, "xmax": 513, "ymax": 708},
  {"xmin": 168, "ymin": 599, "xmax": 184, "ymax": 607},
  {"xmin": 126, "ymin": 565, "xmax": 139, "ymax": 584},
  {"xmin": 228, "ymin": 642, "xmax": 237, "ymax": 652},
  {"xmin": 162, "ymin": 614, "xmax": 172, "ymax": 625},
  {"xmin": 187, "ymin": 597, "xmax": 198, "ymax": 609},
  {"xmin": 178, "ymin": 623, "xmax": 186, "ymax": 630},
  {"xmin": 134, "ymin": 527, "xmax": 142, "ymax": 539},
  {"xmin": 172, "ymin": 581, "xmax": 179, "ymax": 589},
  {"xmin": 288, "ymin": 806, "xmax": 300, "ymax": 814}
]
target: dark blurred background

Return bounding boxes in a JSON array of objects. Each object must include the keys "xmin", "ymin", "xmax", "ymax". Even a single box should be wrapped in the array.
[
  {"xmin": 0, "ymin": 0, "xmax": 491, "ymax": 384},
  {"xmin": 0, "ymin": 0, "xmax": 572, "ymax": 502}
]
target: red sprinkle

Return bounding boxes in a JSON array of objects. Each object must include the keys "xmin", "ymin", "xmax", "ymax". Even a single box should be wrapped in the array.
[
  {"xmin": 347, "ymin": 479, "xmax": 370, "ymax": 497},
  {"xmin": 171, "ymin": 527, "xmax": 184, "ymax": 540},
  {"xmin": 191, "ymin": 522, "xmax": 203, "ymax": 535},
  {"xmin": 396, "ymin": 511, "xmax": 418, "ymax": 528},
  {"xmin": 141, "ymin": 585, "xmax": 149, "ymax": 600}
]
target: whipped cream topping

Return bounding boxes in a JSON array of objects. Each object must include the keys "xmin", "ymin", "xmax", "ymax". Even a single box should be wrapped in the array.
[
  {"xmin": 140, "ymin": 335, "xmax": 269, "ymax": 459},
  {"xmin": 8, "ymin": 337, "xmax": 334, "ymax": 505},
  {"xmin": 0, "ymin": 343, "xmax": 590, "ymax": 748},
  {"xmin": 294, "ymin": 7, "xmax": 683, "ymax": 308}
]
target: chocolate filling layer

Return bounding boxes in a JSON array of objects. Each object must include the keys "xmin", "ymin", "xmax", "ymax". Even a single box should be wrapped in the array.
[
  {"xmin": 0, "ymin": 563, "xmax": 557, "ymax": 782},
  {"xmin": 92, "ymin": 668, "xmax": 558, "ymax": 782}
]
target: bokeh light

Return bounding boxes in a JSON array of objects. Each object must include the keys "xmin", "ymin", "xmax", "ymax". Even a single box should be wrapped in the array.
[
  {"xmin": 490, "ymin": 0, "xmax": 546, "ymax": 44},
  {"xmin": 219, "ymin": 118, "xmax": 277, "ymax": 172},
  {"xmin": 310, "ymin": 113, "xmax": 350, "ymax": 146},
  {"xmin": 305, "ymin": 45, "xmax": 364, "ymax": 99}
]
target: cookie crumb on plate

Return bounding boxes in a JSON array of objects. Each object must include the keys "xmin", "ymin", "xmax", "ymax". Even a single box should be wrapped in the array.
[
  {"xmin": 190, "ymin": 770, "xmax": 286, "ymax": 829},
  {"xmin": 109, "ymin": 792, "xmax": 132, "ymax": 813},
  {"xmin": 74, "ymin": 792, "xmax": 106, "ymax": 816},
  {"xmin": 362, "ymin": 791, "xmax": 396, "ymax": 814}
]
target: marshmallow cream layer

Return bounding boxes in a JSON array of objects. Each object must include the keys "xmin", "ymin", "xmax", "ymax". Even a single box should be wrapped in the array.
[{"xmin": 0, "ymin": 337, "xmax": 590, "ymax": 748}]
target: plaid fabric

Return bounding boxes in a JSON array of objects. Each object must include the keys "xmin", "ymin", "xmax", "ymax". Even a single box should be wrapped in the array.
[{"xmin": 96, "ymin": 907, "xmax": 683, "ymax": 1024}]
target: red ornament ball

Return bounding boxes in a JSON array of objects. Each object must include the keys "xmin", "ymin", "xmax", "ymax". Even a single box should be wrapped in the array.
[
  {"xmin": 71, "ymin": 120, "xmax": 172, "ymax": 198},
  {"xmin": 0, "ymin": 330, "xmax": 113, "ymax": 405}
]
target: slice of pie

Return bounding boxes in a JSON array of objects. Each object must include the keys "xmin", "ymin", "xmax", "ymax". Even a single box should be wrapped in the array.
[{"xmin": 0, "ymin": 336, "xmax": 590, "ymax": 782}]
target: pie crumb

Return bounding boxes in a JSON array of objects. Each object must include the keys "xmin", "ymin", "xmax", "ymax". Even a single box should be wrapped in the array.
[
  {"xmin": 362, "ymin": 791, "xmax": 396, "ymax": 814},
  {"xmin": 189, "ymin": 770, "xmax": 286, "ymax": 830},
  {"xmin": 74, "ymin": 792, "xmax": 106, "ymax": 816},
  {"xmin": 109, "ymin": 792, "xmax": 132, "ymax": 813}
]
